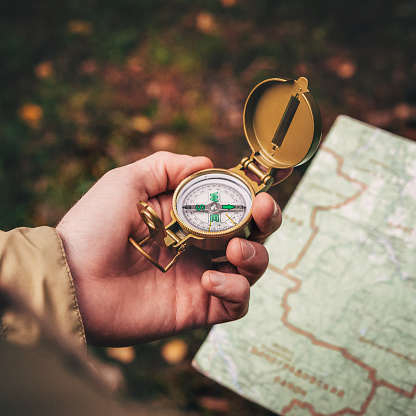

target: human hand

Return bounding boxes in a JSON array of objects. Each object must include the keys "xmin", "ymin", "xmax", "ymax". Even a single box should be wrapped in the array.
[{"xmin": 56, "ymin": 152, "xmax": 291, "ymax": 346}]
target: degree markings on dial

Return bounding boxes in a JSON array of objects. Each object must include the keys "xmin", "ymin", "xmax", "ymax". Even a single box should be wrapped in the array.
[
  {"xmin": 178, "ymin": 178, "xmax": 252, "ymax": 233},
  {"xmin": 225, "ymin": 214, "xmax": 237, "ymax": 226}
]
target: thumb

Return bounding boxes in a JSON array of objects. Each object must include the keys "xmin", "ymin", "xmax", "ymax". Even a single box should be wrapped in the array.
[
  {"xmin": 125, "ymin": 151, "xmax": 213, "ymax": 198},
  {"xmin": 201, "ymin": 271, "xmax": 250, "ymax": 324}
]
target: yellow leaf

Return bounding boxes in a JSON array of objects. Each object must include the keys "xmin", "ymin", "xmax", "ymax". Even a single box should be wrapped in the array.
[
  {"xmin": 106, "ymin": 346, "xmax": 136, "ymax": 364},
  {"xmin": 131, "ymin": 115, "xmax": 152, "ymax": 133},
  {"xmin": 161, "ymin": 339, "xmax": 188, "ymax": 364}
]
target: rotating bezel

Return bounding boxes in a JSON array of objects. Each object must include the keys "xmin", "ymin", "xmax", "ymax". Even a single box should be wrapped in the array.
[{"xmin": 172, "ymin": 168, "xmax": 255, "ymax": 239}]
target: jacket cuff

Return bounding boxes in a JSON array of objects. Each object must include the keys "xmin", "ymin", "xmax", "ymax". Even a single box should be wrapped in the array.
[{"xmin": 0, "ymin": 227, "xmax": 86, "ymax": 350}]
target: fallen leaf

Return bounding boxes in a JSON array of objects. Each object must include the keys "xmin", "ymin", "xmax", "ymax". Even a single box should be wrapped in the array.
[
  {"xmin": 80, "ymin": 59, "xmax": 98, "ymax": 74},
  {"xmin": 196, "ymin": 12, "xmax": 217, "ymax": 34},
  {"xmin": 326, "ymin": 56, "xmax": 356, "ymax": 79},
  {"xmin": 198, "ymin": 396, "xmax": 229, "ymax": 412},
  {"xmin": 221, "ymin": 0, "xmax": 237, "ymax": 7},
  {"xmin": 150, "ymin": 132, "xmax": 178, "ymax": 151},
  {"xmin": 364, "ymin": 110, "xmax": 392, "ymax": 127},
  {"xmin": 161, "ymin": 339, "xmax": 188, "ymax": 364},
  {"xmin": 131, "ymin": 115, "xmax": 152, "ymax": 133},
  {"xmin": 106, "ymin": 346, "xmax": 136, "ymax": 364},
  {"xmin": 68, "ymin": 20, "xmax": 93, "ymax": 35},
  {"xmin": 393, "ymin": 103, "xmax": 413, "ymax": 120},
  {"xmin": 35, "ymin": 61, "xmax": 53, "ymax": 79},
  {"xmin": 18, "ymin": 103, "xmax": 43, "ymax": 128},
  {"xmin": 127, "ymin": 57, "xmax": 144, "ymax": 73}
]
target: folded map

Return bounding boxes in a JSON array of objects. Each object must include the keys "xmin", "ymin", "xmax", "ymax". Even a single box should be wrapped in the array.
[{"xmin": 193, "ymin": 115, "xmax": 416, "ymax": 416}]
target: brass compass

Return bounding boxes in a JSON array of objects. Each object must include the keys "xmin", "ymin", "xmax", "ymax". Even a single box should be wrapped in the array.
[{"xmin": 129, "ymin": 77, "xmax": 321, "ymax": 272}]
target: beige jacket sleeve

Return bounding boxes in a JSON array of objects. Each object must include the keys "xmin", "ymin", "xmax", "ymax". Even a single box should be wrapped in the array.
[{"xmin": 0, "ymin": 227, "xmax": 86, "ymax": 349}]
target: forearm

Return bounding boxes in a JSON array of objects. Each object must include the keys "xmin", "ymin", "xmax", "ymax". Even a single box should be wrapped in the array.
[{"xmin": 0, "ymin": 227, "xmax": 86, "ymax": 349}]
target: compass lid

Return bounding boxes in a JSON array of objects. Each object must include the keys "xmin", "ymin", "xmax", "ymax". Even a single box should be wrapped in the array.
[{"xmin": 243, "ymin": 77, "xmax": 322, "ymax": 169}]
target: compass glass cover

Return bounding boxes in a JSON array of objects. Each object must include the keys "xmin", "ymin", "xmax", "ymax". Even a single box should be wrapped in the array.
[{"xmin": 175, "ymin": 172, "xmax": 253, "ymax": 234}]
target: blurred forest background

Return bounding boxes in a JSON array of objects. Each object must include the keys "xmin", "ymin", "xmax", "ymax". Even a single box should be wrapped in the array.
[{"xmin": 1, "ymin": 0, "xmax": 416, "ymax": 414}]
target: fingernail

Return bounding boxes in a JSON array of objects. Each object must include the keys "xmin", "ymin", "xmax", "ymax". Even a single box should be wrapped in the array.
[
  {"xmin": 272, "ymin": 199, "xmax": 280, "ymax": 217},
  {"xmin": 240, "ymin": 239, "xmax": 255, "ymax": 261},
  {"xmin": 209, "ymin": 271, "xmax": 226, "ymax": 287}
]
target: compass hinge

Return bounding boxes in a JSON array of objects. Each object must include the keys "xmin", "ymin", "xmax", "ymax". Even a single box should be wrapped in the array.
[
  {"xmin": 233, "ymin": 157, "xmax": 274, "ymax": 194},
  {"xmin": 241, "ymin": 157, "xmax": 272, "ymax": 184}
]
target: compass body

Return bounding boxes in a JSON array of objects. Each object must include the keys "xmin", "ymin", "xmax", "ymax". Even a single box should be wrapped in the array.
[
  {"xmin": 172, "ymin": 169, "xmax": 255, "ymax": 250},
  {"xmin": 129, "ymin": 77, "xmax": 322, "ymax": 272}
]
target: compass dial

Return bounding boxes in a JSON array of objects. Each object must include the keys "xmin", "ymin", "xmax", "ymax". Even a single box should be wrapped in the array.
[{"xmin": 174, "ymin": 170, "xmax": 254, "ymax": 236}]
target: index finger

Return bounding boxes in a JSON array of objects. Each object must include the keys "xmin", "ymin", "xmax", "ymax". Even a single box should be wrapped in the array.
[
  {"xmin": 248, "ymin": 167, "xmax": 292, "ymax": 243},
  {"xmin": 250, "ymin": 192, "xmax": 283, "ymax": 244}
]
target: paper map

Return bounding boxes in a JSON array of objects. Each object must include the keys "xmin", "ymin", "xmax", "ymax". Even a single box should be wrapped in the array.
[{"xmin": 193, "ymin": 116, "xmax": 416, "ymax": 415}]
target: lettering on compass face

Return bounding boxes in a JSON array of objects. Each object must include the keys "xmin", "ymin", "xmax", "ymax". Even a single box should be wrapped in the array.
[{"xmin": 178, "ymin": 175, "xmax": 253, "ymax": 233}]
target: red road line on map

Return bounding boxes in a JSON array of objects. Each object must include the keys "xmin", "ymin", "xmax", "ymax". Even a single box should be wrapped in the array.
[
  {"xmin": 282, "ymin": 146, "xmax": 367, "ymax": 274},
  {"xmin": 271, "ymin": 146, "xmax": 416, "ymax": 415},
  {"xmin": 281, "ymin": 381, "xmax": 416, "ymax": 416},
  {"xmin": 281, "ymin": 383, "xmax": 377, "ymax": 416}
]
